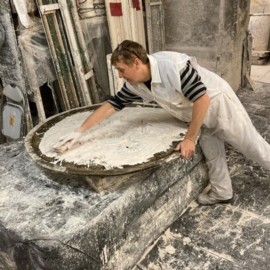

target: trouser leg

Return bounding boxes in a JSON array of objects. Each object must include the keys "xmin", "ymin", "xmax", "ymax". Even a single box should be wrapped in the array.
[
  {"xmin": 215, "ymin": 92, "xmax": 270, "ymax": 170},
  {"xmin": 199, "ymin": 131, "xmax": 233, "ymax": 198},
  {"xmin": 219, "ymin": 122, "xmax": 270, "ymax": 171}
]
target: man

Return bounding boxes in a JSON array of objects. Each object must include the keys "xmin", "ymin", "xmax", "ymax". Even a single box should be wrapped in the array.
[{"xmin": 54, "ymin": 40, "xmax": 270, "ymax": 205}]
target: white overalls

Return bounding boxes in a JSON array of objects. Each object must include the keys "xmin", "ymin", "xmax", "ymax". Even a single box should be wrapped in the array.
[{"xmin": 126, "ymin": 51, "xmax": 270, "ymax": 198}]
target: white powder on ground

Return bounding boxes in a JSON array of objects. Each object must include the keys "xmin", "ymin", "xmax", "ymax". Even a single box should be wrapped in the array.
[{"xmin": 39, "ymin": 107, "xmax": 188, "ymax": 169}]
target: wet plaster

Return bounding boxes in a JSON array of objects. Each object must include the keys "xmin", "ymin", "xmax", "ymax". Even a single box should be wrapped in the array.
[
  {"xmin": 0, "ymin": 138, "xmax": 208, "ymax": 269},
  {"xmin": 136, "ymin": 84, "xmax": 270, "ymax": 270}
]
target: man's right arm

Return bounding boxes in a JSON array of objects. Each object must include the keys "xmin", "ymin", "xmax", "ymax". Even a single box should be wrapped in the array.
[
  {"xmin": 78, "ymin": 102, "xmax": 117, "ymax": 132},
  {"xmin": 53, "ymin": 102, "xmax": 116, "ymax": 153},
  {"xmin": 53, "ymin": 84, "xmax": 142, "ymax": 152},
  {"xmin": 107, "ymin": 82, "xmax": 143, "ymax": 110}
]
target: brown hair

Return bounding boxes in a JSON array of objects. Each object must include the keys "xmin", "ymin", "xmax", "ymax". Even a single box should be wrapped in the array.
[{"xmin": 111, "ymin": 40, "xmax": 149, "ymax": 66}]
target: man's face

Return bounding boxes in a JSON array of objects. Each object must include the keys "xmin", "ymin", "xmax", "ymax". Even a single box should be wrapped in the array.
[{"xmin": 114, "ymin": 59, "xmax": 141, "ymax": 84}]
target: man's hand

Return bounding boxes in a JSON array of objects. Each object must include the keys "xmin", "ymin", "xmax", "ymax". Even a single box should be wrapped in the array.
[
  {"xmin": 175, "ymin": 138, "xmax": 195, "ymax": 159},
  {"xmin": 53, "ymin": 130, "xmax": 82, "ymax": 153},
  {"xmin": 175, "ymin": 93, "xmax": 210, "ymax": 158}
]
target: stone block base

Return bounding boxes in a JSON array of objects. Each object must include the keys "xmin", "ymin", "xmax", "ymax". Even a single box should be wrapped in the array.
[{"xmin": 0, "ymin": 140, "xmax": 208, "ymax": 269}]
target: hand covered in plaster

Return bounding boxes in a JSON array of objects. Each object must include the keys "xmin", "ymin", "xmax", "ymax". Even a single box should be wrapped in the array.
[
  {"xmin": 175, "ymin": 139, "xmax": 195, "ymax": 159},
  {"xmin": 53, "ymin": 130, "xmax": 83, "ymax": 153}
]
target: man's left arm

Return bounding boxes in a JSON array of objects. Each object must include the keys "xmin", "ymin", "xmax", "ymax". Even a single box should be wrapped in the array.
[
  {"xmin": 175, "ymin": 60, "xmax": 211, "ymax": 158},
  {"xmin": 175, "ymin": 93, "xmax": 210, "ymax": 158}
]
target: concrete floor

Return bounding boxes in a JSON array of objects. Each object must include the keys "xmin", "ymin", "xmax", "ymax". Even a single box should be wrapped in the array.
[{"xmin": 136, "ymin": 65, "xmax": 270, "ymax": 270}]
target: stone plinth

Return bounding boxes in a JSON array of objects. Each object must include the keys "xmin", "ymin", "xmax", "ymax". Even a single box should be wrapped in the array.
[{"xmin": 0, "ymin": 140, "xmax": 208, "ymax": 269}]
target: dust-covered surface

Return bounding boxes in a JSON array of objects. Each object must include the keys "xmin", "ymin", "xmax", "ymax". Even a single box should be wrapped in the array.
[
  {"xmin": 0, "ymin": 135, "xmax": 207, "ymax": 269},
  {"xmin": 136, "ymin": 84, "xmax": 270, "ymax": 270},
  {"xmin": 0, "ymin": 1, "xmax": 27, "ymax": 88},
  {"xmin": 18, "ymin": 20, "xmax": 56, "ymax": 91}
]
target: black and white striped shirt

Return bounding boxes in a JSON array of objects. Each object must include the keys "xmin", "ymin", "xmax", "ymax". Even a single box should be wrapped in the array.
[
  {"xmin": 181, "ymin": 61, "xmax": 206, "ymax": 101},
  {"xmin": 107, "ymin": 83, "xmax": 142, "ymax": 110},
  {"xmin": 107, "ymin": 61, "xmax": 206, "ymax": 111}
]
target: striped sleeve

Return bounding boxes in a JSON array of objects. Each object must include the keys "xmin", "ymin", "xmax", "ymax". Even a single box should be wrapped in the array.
[
  {"xmin": 107, "ymin": 83, "xmax": 142, "ymax": 111},
  {"xmin": 180, "ymin": 61, "xmax": 207, "ymax": 102}
]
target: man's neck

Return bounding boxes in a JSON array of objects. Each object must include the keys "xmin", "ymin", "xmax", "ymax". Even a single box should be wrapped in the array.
[{"xmin": 141, "ymin": 63, "xmax": 151, "ymax": 82}]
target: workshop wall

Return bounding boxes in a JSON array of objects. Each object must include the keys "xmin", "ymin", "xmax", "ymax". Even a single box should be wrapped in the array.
[
  {"xmin": 163, "ymin": 0, "xmax": 251, "ymax": 91},
  {"xmin": 249, "ymin": 0, "xmax": 270, "ymax": 64}
]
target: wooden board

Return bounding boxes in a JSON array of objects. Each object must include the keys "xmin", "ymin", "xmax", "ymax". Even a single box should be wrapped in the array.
[
  {"xmin": 105, "ymin": 0, "xmax": 146, "ymax": 50},
  {"xmin": 37, "ymin": 0, "xmax": 99, "ymax": 109}
]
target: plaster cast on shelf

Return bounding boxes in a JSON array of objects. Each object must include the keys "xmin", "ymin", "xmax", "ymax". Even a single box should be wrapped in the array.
[{"xmin": 39, "ymin": 107, "xmax": 189, "ymax": 169}]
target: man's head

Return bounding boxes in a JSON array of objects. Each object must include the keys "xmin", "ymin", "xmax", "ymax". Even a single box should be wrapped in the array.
[
  {"xmin": 111, "ymin": 40, "xmax": 150, "ymax": 84},
  {"xmin": 111, "ymin": 40, "xmax": 149, "ymax": 66}
]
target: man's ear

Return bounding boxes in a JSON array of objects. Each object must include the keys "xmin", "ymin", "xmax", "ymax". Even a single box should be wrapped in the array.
[{"xmin": 134, "ymin": 58, "xmax": 141, "ymax": 68}]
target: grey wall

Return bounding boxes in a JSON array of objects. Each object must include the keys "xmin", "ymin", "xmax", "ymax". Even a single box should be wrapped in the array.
[
  {"xmin": 249, "ymin": 0, "xmax": 270, "ymax": 52},
  {"xmin": 163, "ymin": 0, "xmax": 251, "ymax": 91}
]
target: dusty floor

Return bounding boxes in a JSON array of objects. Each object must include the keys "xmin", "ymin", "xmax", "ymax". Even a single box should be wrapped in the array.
[{"xmin": 136, "ymin": 65, "xmax": 270, "ymax": 270}]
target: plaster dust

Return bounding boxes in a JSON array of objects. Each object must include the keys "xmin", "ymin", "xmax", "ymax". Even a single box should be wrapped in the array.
[{"xmin": 39, "ymin": 107, "xmax": 188, "ymax": 169}]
